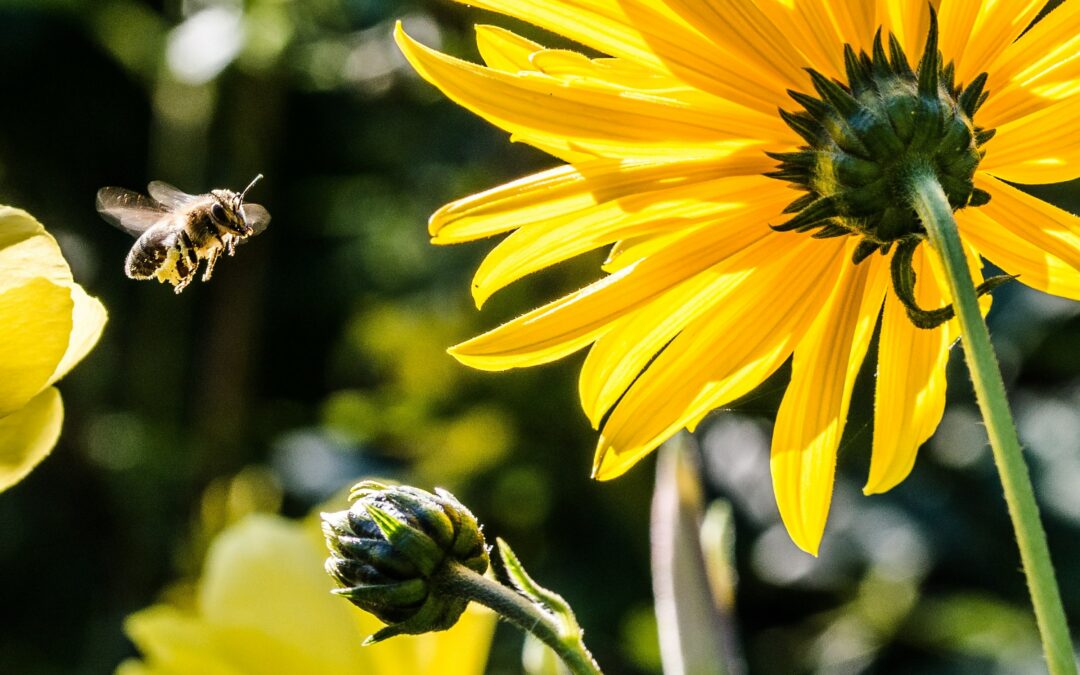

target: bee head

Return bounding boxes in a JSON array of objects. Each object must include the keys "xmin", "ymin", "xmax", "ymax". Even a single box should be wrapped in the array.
[{"xmin": 209, "ymin": 175, "xmax": 262, "ymax": 237}]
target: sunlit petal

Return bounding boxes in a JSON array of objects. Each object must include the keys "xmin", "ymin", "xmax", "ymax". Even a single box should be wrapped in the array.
[
  {"xmin": 959, "ymin": 209, "xmax": 1080, "ymax": 300},
  {"xmin": 772, "ymin": 252, "xmax": 887, "ymax": 555},
  {"xmin": 975, "ymin": 174, "xmax": 1080, "ymax": 269},
  {"xmin": 981, "ymin": 96, "xmax": 1080, "ymax": 184},
  {"xmin": 593, "ymin": 236, "xmax": 846, "ymax": 480}
]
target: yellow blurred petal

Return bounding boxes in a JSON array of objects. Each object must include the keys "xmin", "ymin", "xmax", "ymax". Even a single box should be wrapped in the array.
[
  {"xmin": 592, "ymin": 236, "xmax": 846, "ymax": 480},
  {"xmin": 395, "ymin": 25, "xmax": 787, "ymax": 160},
  {"xmin": 471, "ymin": 172, "xmax": 781, "ymax": 306},
  {"xmin": 960, "ymin": 209, "xmax": 1080, "ymax": 300},
  {"xmin": 474, "ymin": 24, "xmax": 542, "ymax": 71},
  {"xmin": 0, "ymin": 387, "xmax": 63, "ymax": 493},
  {"xmin": 0, "ymin": 278, "xmax": 73, "ymax": 415},
  {"xmin": 124, "ymin": 607, "xmax": 244, "ymax": 675},
  {"xmin": 49, "ymin": 283, "xmax": 107, "ymax": 386},
  {"xmin": 975, "ymin": 174, "xmax": 1080, "ymax": 270},
  {"xmin": 431, "ymin": 153, "xmax": 766, "ymax": 244},
  {"xmin": 451, "ymin": 180, "xmax": 789, "ymax": 370},
  {"xmin": 980, "ymin": 1, "xmax": 1080, "ymax": 127},
  {"xmin": 0, "ymin": 206, "xmax": 74, "ymax": 294},
  {"xmin": 771, "ymin": 253, "xmax": 887, "ymax": 555},
  {"xmin": 126, "ymin": 513, "xmax": 495, "ymax": 675},
  {"xmin": 448, "ymin": 0, "xmax": 793, "ymax": 112},
  {"xmin": 982, "ymin": 96, "xmax": 1080, "ymax": 184},
  {"xmin": 199, "ymin": 515, "xmax": 365, "ymax": 667}
]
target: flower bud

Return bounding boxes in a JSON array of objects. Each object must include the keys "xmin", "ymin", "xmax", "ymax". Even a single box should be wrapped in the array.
[{"xmin": 322, "ymin": 481, "xmax": 489, "ymax": 643}]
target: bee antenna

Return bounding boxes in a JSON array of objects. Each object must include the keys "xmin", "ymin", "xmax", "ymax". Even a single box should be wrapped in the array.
[{"xmin": 240, "ymin": 173, "xmax": 264, "ymax": 201}]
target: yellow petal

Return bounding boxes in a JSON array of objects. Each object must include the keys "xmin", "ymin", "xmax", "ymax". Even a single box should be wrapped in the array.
[
  {"xmin": 579, "ymin": 219, "xmax": 800, "ymax": 427},
  {"xmin": 959, "ymin": 209, "xmax": 1080, "ymax": 300},
  {"xmin": 0, "ymin": 278, "xmax": 73, "ymax": 415},
  {"xmin": 49, "ymin": 283, "xmax": 107, "ymax": 386},
  {"xmin": 450, "ymin": 181, "xmax": 790, "ymax": 371},
  {"xmin": 866, "ymin": 238, "xmax": 991, "ymax": 494},
  {"xmin": 866, "ymin": 248, "xmax": 953, "ymax": 494},
  {"xmin": 937, "ymin": 0, "xmax": 983, "ymax": 82},
  {"xmin": 474, "ymin": 24, "xmax": 542, "ymax": 71},
  {"xmin": 661, "ymin": 0, "xmax": 810, "ymax": 90},
  {"xmin": 430, "ymin": 153, "xmax": 767, "ymax": 244},
  {"xmin": 471, "ymin": 172, "xmax": 782, "ymax": 307},
  {"xmin": 0, "ymin": 387, "xmax": 63, "ymax": 493},
  {"xmin": 975, "ymin": 174, "xmax": 1080, "ymax": 270},
  {"xmin": 981, "ymin": 95, "xmax": 1080, "ymax": 184},
  {"xmin": 979, "ymin": 1, "xmax": 1080, "ymax": 127},
  {"xmin": 396, "ymin": 25, "xmax": 786, "ymax": 160},
  {"xmin": 952, "ymin": 0, "xmax": 1043, "ymax": 87},
  {"xmin": 592, "ymin": 236, "xmax": 846, "ymax": 480},
  {"xmin": 771, "ymin": 252, "xmax": 887, "ymax": 555},
  {"xmin": 447, "ymin": 0, "xmax": 794, "ymax": 112},
  {"xmin": 885, "ymin": 0, "xmax": 940, "ymax": 62},
  {"xmin": 748, "ymin": 1, "xmax": 842, "ymax": 79},
  {"xmin": 0, "ymin": 206, "xmax": 74, "ymax": 294},
  {"xmin": 602, "ymin": 226, "xmax": 702, "ymax": 273}
]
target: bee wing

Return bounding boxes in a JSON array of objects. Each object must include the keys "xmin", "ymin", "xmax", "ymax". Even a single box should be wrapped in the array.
[
  {"xmin": 96, "ymin": 187, "xmax": 169, "ymax": 236},
  {"xmin": 147, "ymin": 181, "xmax": 199, "ymax": 210},
  {"xmin": 242, "ymin": 203, "xmax": 271, "ymax": 236}
]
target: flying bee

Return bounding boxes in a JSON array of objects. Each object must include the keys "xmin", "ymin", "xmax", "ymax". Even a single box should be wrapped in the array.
[{"xmin": 96, "ymin": 175, "xmax": 270, "ymax": 293}]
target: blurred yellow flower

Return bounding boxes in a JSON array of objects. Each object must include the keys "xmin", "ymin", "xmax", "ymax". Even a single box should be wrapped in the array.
[
  {"xmin": 119, "ymin": 513, "xmax": 496, "ymax": 675},
  {"xmin": 396, "ymin": 0, "xmax": 1080, "ymax": 553},
  {"xmin": 0, "ymin": 206, "xmax": 106, "ymax": 492}
]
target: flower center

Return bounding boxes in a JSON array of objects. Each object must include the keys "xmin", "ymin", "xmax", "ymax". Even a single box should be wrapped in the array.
[{"xmin": 767, "ymin": 14, "xmax": 995, "ymax": 266}]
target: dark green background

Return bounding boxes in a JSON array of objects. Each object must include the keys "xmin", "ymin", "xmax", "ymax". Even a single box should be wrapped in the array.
[{"xmin": 0, "ymin": 1, "xmax": 1077, "ymax": 673}]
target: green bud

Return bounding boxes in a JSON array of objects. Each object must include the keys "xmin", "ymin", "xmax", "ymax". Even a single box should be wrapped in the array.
[{"xmin": 322, "ymin": 481, "xmax": 490, "ymax": 642}]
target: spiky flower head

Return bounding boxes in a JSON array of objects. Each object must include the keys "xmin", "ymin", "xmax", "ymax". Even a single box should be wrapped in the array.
[
  {"xmin": 768, "ymin": 9, "xmax": 1009, "ymax": 328},
  {"xmin": 323, "ymin": 481, "xmax": 489, "ymax": 643}
]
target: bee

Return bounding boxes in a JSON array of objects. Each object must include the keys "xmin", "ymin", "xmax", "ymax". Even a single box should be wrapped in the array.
[{"xmin": 96, "ymin": 175, "xmax": 270, "ymax": 293}]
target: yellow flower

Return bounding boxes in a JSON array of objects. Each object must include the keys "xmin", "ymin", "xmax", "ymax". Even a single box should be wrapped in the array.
[
  {"xmin": 119, "ymin": 513, "xmax": 496, "ymax": 675},
  {"xmin": 395, "ymin": 0, "xmax": 1080, "ymax": 553},
  {"xmin": 0, "ymin": 206, "xmax": 106, "ymax": 493}
]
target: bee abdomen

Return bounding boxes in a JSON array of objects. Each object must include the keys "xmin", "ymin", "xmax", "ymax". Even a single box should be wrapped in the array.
[{"xmin": 125, "ymin": 225, "xmax": 197, "ymax": 284}]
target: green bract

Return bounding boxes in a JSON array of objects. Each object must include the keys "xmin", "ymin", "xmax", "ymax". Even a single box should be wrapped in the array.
[{"xmin": 767, "ymin": 10, "xmax": 1008, "ymax": 329}]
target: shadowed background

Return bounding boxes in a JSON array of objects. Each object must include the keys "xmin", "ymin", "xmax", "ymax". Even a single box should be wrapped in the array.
[{"xmin": 0, "ymin": 0, "xmax": 1077, "ymax": 673}]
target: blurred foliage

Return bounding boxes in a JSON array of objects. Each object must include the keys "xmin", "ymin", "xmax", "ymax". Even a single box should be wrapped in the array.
[{"xmin": 0, "ymin": 1, "xmax": 1077, "ymax": 674}]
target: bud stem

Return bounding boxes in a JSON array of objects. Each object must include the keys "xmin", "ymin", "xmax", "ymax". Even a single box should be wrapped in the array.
[
  {"xmin": 908, "ymin": 169, "xmax": 1078, "ymax": 675},
  {"xmin": 437, "ymin": 561, "xmax": 603, "ymax": 675}
]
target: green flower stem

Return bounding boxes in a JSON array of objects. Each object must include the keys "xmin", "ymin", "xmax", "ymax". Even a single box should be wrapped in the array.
[
  {"xmin": 909, "ymin": 168, "xmax": 1078, "ymax": 675},
  {"xmin": 436, "ymin": 562, "xmax": 603, "ymax": 675}
]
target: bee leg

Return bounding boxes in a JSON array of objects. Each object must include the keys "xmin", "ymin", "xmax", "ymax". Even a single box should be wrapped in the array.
[
  {"xmin": 202, "ymin": 247, "xmax": 221, "ymax": 281},
  {"xmin": 174, "ymin": 268, "xmax": 196, "ymax": 293},
  {"xmin": 225, "ymin": 234, "xmax": 237, "ymax": 256}
]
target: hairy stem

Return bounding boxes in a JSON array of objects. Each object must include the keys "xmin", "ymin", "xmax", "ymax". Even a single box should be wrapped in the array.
[{"xmin": 909, "ymin": 169, "xmax": 1077, "ymax": 675}]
